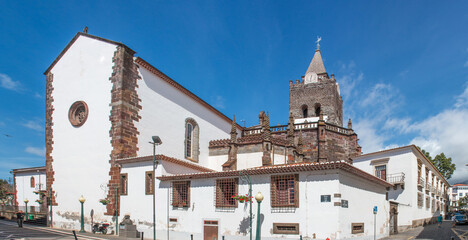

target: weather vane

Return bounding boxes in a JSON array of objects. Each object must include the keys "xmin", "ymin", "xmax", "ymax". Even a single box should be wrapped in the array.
[{"xmin": 316, "ymin": 36, "xmax": 322, "ymax": 50}]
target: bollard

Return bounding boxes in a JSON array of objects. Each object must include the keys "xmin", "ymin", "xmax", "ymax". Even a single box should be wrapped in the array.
[
  {"xmin": 191, "ymin": 234, "xmax": 193, "ymax": 240},
  {"xmin": 72, "ymin": 230, "xmax": 78, "ymax": 240},
  {"xmin": 300, "ymin": 235, "xmax": 302, "ymax": 240},
  {"xmin": 223, "ymin": 236, "xmax": 225, "ymax": 240},
  {"xmin": 141, "ymin": 232, "xmax": 144, "ymax": 240}
]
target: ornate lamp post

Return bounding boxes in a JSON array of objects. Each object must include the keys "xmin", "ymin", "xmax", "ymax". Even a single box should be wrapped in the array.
[
  {"xmin": 24, "ymin": 199, "xmax": 29, "ymax": 220},
  {"xmin": 78, "ymin": 195, "xmax": 86, "ymax": 232},
  {"xmin": 255, "ymin": 192, "xmax": 264, "ymax": 240},
  {"xmin": 149, "ymin": 136, "xmax": 162, "ymax": 240}
]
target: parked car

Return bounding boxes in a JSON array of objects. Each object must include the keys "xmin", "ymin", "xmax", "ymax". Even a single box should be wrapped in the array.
[{"xmin": 454, "ymin": 213, "xmax": 467, "ymax": 225}]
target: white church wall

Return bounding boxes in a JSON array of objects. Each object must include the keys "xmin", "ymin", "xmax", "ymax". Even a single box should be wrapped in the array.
[
  {"xmin": 15, "ymin": 171, "xmax": 46, "ymax": 209},
  {"xmin": 48, "ymin": 35, "xmax": 117, "ymax": 230},
  {"xmin": 119, "ymin": 160, "xmax": 211, "ymax": 238},
  {"xmin": 135, "ymin": 66, "xmax": 233, "ymax": 168},
  {"xmin": 146, "ymin": 170, "xmax": 387, "ymax": 240},
  {"xmin": 237, "ymin": 153, "xmax": 263, "ymax": 170},
  {"xmin": 338, "ymin": 171, "xmax": 389, "ymax": 239}
]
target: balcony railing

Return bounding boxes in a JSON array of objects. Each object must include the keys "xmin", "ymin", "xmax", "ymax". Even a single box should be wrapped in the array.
[
  {"xmin": 418, "ymin": 177, "xmax": 425, "ymax": 187},
  {"xmin": 387, "ymin": 172, "xmax": 405, "ymax": 185},
  {"xmin": 425, "ymin": 182, "xmax": 431, "ymax": 192}
]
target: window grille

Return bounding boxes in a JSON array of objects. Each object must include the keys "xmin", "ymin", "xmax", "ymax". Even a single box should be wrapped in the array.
[
  {"xmin": 271, "ymin": 174, "xmax": 299, "ymax": 207},
  {"xmin": 215, "ymin": 178, "xmax": 238, "ymax": 207},
  {"xmin": 145, "ymin": 171, "xmax": 153, "ymax": 195},
  {"xmin": 273, "ymin": 223, "xmax": 299, "ymax": 234},
  {"xmin": 172, "ymin": 181, "xmax": 190, "ymax": 207},
  {"xmin": 375, "ymin": 165, "xmax": 386, "ymax": 180},
  {"xmin": 351, "ymin": 223, "xmax": 364, "ymax": 234},
  {"xmin": 120, "ymin": 173, "xmax": 128, "ymax": 195}
]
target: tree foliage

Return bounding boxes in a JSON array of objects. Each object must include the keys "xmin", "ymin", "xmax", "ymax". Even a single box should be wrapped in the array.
[
  {"xmin": 418, "ymin": 147, "xmax": 456, "ymax": 180},
  {"xmin": 0, "ymin": 178, "xmax": 13, "ymax": 204}
]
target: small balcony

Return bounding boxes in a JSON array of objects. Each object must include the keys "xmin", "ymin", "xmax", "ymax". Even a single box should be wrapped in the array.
[
  {"xmin": 425, "ymin": 182, "xmax": 431, "ymax": 192},
  {"xmin": 387, "ymin": 172, "xmax": 405, "ymax": 185},
  {"xmin": 417, "ymin": 177, "xmax": 425, "ymax": 187}
]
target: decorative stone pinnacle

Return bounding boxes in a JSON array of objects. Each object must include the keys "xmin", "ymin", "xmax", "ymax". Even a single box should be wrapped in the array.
[
  {"xmin": 230, "ymin": 115, "xmax": 237, "ymax": 143},
  {"xmin": 319, "ymin": 110, "xmax": 324, "ymax": 121},
  {"xmin": 263, "ymin": 112, "xmax": 271, "ymax": 141},
  {"xmin": 348, "ymin": 118, "xmax": 352, "ymax": 129}
]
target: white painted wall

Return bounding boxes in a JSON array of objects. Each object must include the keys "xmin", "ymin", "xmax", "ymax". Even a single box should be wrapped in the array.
[
  {"xmin": 48, "ymin": 35, "xmax": 117, "ymax": 230},
  {"xmin": 135, "ymin": 67, "xmax": 233, "ymax": 167},
  {"xmin": 120, "ymin": 168, "xmax": 388, "ymax": 240},
  {"xmin": 15, "ymin": 171, "xmax": 46, "ymax": 210}
]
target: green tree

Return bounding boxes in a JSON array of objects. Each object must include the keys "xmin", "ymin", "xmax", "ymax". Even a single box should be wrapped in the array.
[
  {"xmin": 0, "ymin": 178, "xmax": 13, "ymax": 205},
  {"xmin": 418, "ymin": 147, "xmax": 456, "ymax": 180}
]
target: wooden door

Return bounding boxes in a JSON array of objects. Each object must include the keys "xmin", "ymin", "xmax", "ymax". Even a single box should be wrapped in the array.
[{"xmin": 204, "ymin": 220, "xmax": 218, "ymax": 240}]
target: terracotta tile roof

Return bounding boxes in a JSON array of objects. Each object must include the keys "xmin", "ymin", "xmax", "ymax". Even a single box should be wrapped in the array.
[
  {"xmin": 452, "ymin": 184, "xmax": 468, "ymax": 187},
  {"xmin": 135, "ymin": 57, "xmax": 242, "ymax": 131},
  {"xmin": 157, "ymin": 160, "xmax": 393, "ymax": 188},
  {"xmin": 354, "ymin": 144, "xmax": 450, "ymax": 186},
  {"xmin": 209, "ymin": 135, "xmax": 289, "ymax": 148},
  {"xmin": 116, "ymin": 154, "xmax": 215, "ymax": 173}
]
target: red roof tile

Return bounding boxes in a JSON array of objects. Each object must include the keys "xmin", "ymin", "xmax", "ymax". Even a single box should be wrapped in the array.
[{"xmin": 116, "ymin": 154, "xmax": 215, "ymax": 173}]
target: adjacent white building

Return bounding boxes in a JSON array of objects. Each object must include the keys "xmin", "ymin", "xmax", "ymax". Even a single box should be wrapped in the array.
[
  {"xmin": 12, "ymin": 166, "xmax": 46, "ymax": 212},
  {"xmin": 353, "ymin": 145, "xmax": 449, "ymax": 233},
  {"xmin": 449, "ymin": 184, "xmax": 468, "ymax": 210}
]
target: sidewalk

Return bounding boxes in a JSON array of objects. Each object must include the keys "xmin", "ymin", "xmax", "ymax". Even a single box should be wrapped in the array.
[{"xmin": 381, "ymin": 221, "xmax": 462, "ymax": 240}]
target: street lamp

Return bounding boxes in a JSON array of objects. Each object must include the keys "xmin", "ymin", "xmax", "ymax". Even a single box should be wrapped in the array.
[
  {"xmin": 255, "ymin": 192, "xmax": 264, "ymax": 240},
  {"xmin": 149, "ymin": 136, "xmax": 162, "ymax": 240},
  {"xmin": 78, "ymin": 195, "xmax": 86, "ymax": 233},
  {"xmin": 24, "ymin": 199, "xmax": 29, "ymax": 220}
]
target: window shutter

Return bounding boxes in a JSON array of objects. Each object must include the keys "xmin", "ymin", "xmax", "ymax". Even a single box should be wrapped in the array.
[{"xmin": 294, "ymin": 174, "xmax": 299, "ymax": 207}]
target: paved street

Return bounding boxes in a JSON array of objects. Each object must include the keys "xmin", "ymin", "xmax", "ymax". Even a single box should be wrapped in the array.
[
  {"xmin": 383, "ymin": 221, "xmax": 468, "ymax": 240},
  {"xmin": 0, "ymin": 220, "xmax": 120, "ymax": 240}
]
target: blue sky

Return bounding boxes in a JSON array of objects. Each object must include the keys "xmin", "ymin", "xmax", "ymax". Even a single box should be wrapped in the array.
[{"xmin": 1, "ymin": 1, "xmax": 468, "ymax": 183}]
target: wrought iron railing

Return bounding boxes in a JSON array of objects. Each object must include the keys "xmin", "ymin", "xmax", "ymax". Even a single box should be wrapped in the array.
[
  {"xmin": 387, "ymin": 172, "xmax": 405, "ymax": 184},
  {"xmin": 418, "ymin": 177, "xmax": 425, "ymax": 187}
]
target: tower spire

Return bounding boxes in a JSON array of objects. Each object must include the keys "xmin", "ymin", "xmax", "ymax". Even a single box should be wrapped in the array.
[{"xmin": 305, "ymin": 37, "xmax": 326, "ymax": 76}]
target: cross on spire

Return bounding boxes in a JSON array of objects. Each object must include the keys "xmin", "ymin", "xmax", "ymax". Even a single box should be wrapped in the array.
[{"xmin": 316, "ymin": 36, "xmax": 322, "ymax": 50}]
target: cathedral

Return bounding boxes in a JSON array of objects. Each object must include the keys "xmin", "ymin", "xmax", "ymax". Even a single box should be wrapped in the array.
[{"xmin": 10, "ymin": 30, "xmax": 450, "ymax": 240}]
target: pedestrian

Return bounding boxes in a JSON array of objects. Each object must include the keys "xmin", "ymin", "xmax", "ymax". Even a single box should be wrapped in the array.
[
  {"xmin": 437, "ymin": 214, "xmax": 442, "ymax": 227},
  {"xmin": 451, "ymin": 213, "xmax": 456, "ymax": 228},
  {"xmin": 16, "ymin": 210, "xmax": 25, "ymax": 228}
]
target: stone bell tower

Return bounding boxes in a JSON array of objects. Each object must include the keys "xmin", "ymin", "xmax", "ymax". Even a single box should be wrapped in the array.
[{"xmin": 289, "ymin": 42, "xmax": 343, "ymax": 126}]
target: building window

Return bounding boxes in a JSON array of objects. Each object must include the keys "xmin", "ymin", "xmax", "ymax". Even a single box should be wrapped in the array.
[
  {"xmin": 145, "ymin": 171, "xmax": 153, "ymax": 195},
  {"xmin": 273, "ymin": 223, "xmax": 299, "ymax": 235},
  {"xmin": 271, "ymin": 174, "xmax": 299, "ymax": 207},
  {"xmin": 120, "ymin": 173, "xmax": 128, "ymax": 195},
  {"xmin": 216, "ymin": 178, "xmax": 238, "ymax": 207},
  {"xmin": 301, "ymin": 105, "xmax": 308, "ymax": 118},
  {"xmin": 432, "ymin": 199, "xmax": 436, "ymax": 213},
  {"xmin": 30, "ymin": 177, "xmax": 35, "ymax": 188},
  {"xmin": 417, "ymin": 193, "xmax": 424, "ymax": 207},
  {"xmin": 321, "ymin": 195, "xmax": 331, "ymax": 202},
  {"xmin": 351, "ymin": 223, "xmax": 364, "ymax": 234},
  {"xmin": 68, "ymin": 101, "xmax": 89, "ymax": 127},
  {"xmin": 375, "ymin": 165, "xmax": 387, "ymax": 181},
  {"xmin": 185, "ymin": 118, "xmax": 199, "ymax": 162},
  {"xmin": 314, "ymin": 103, "xmax": 321, "ymax": 117},
  {"xmin": 426, "ymin": 196, "xmax": 430, "ymax": 209},
  {"xmin": 172, "ymin": 181, "xmax": 190, "ymax": 207}
]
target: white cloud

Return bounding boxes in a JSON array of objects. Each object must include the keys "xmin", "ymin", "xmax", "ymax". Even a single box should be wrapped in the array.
[
  {"xmin": 0, "ymin": 73, "xmax": 21, "ymax": 91},
  {"xmin": 464, "ymin": 61, "xmax": 468, "ymax": 67},
  {"xmin": 34, "ymin": 92, "xmax": 43, "ymax": 98},
  {"xmin": 22, "ymin": 120, "xmax": 43, "ymax": 132},
  {"xmin": 354, "ymin": 119, "xmax": 386, "ymax": 153},
  {"xmin": 25, "ymin": 147, "xmax": 45, "ymax": 156},
  {"xmin": 212, "ymin": 95, "xmax": 225, "ymax": 109}
]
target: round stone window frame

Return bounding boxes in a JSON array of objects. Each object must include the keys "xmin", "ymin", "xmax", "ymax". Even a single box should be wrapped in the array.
[{"xmin": 68, "ymin": 101, "xmax": 89, "ymax": 127}]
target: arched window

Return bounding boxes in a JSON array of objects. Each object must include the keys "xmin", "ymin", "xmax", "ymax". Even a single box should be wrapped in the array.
[
  {"xmin": 30, "ymin": 177, "xmax": 35, "ymax": 188},
  {"xmin": 185, "ymin": 118, "xmax": 200, "ymax": 162},
  {"xmin": 301, "ymin": 105, "xmax": 308, "ymax": 118},
  {"xmin": 314, "ymin": 103, "xmax": 321, "ymax": 117}
]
